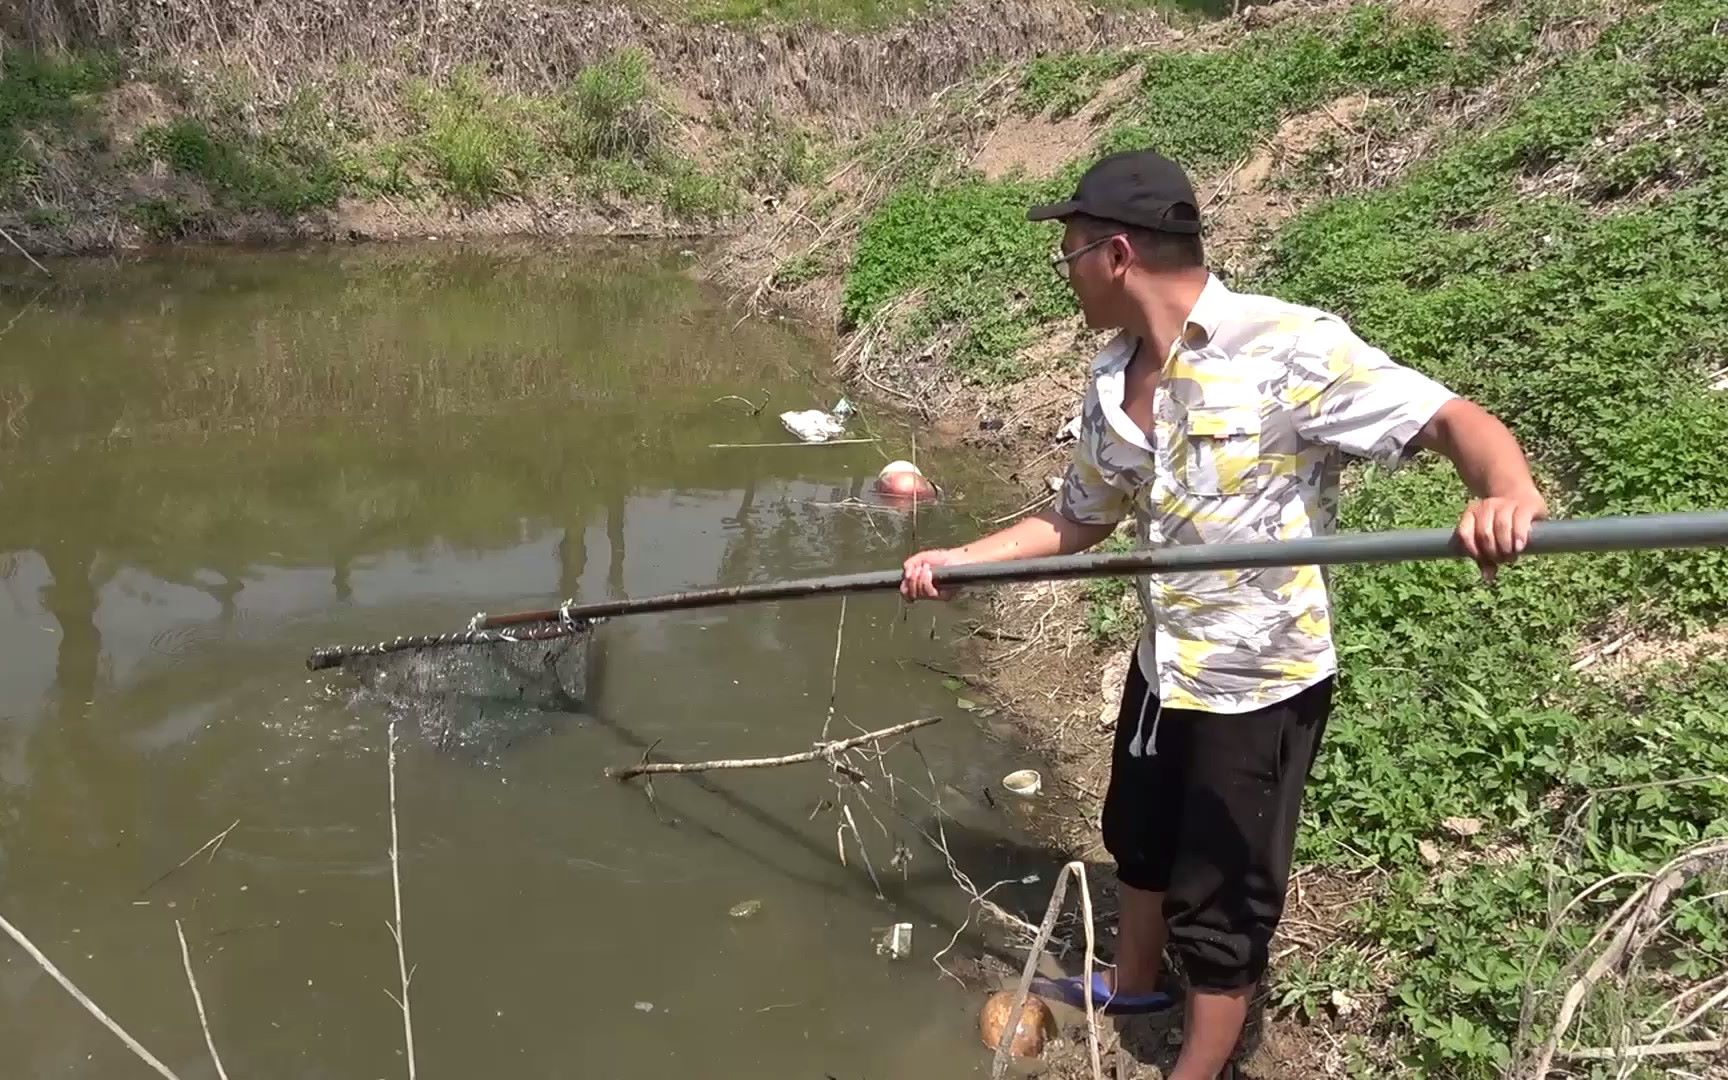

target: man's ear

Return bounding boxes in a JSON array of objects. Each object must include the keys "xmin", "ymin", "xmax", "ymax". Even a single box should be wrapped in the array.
[{"xmin": 1108, "ymin": 234, "xmax": 1135, "ymax": 280}]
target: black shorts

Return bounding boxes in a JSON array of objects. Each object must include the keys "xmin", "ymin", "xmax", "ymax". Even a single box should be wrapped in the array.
[{"xmin": 1100, "ymin": 652, "xmax": 1333, "ymax": 992}]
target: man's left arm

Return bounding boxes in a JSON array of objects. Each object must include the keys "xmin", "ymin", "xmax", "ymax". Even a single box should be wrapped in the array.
[
  {"xmin": 1290, "ymin": 319, "xmax": 1547, "ymax": 579},
  {"xmin": 1413, "ymin": 398, "xmax": 1548, "ymax": 580}
]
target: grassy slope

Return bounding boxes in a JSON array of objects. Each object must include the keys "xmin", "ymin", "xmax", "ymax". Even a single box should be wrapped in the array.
[
  {"xmin": 838, "ymin": 1, "xmax": 1728, "ymax": 1074},
  {"xmin": 0, "ymin": 46, "xmax": 821, "ymax": 242}
]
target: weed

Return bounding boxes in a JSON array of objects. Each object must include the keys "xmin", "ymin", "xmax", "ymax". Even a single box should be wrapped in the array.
[
  {"xmin": 0, "ymin": 49, "xmax": 120, "ymax": 197},
  {"xmin": 1101, "ymin": 6, "xmax": 1453, "ymax": 173},
  {"xmin": 660, "ymin": 164, "xmax": 740, "ymax": 219},
  {"xmin": 772, "ymin": 251, "xmax": 825, "ymax": 288},
  {"xmin": 844, "ymin": 178, "xmax": 1072, "ymax": 381},
  {"xmin": 728, "ymin": 116, "xmax": 826, "ymax": 195},
  {"xmin": 559, "ymin": 48, "xmax": 665, "ymax": 164},
  {"xmin": 1018, "ymin": 52, "xmax": 1135, "ymax": 120},
  {"xmin": 1082, "ymin": 529, "xmax": 1140, "ymax": 647},
  {"xmin": 408, "ymin": 69, "xmax": 543, "ymax": 204},
  {"xmin": 138, "ymin": 113, "xmax": 348, "ymax": 214},
  {"xmin": 126, "ymin": 196, "xmax": 203, "ymax": 240}
]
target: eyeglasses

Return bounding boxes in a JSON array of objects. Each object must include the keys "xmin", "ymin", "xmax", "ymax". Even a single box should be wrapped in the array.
[{"xmin": 1049, "ymin": 233, "xmax": 1123, "ymax": 282}]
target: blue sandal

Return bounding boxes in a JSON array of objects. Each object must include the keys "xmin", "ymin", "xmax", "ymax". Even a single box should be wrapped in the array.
[{"xmin": 1029, "ymin": 971, "xmax": 1179, "ymax": 1015}]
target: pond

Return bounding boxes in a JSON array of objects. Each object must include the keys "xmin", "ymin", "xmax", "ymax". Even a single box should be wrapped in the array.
[{"xmin": 0, "ymin": 242, "xmax": 1057, "ymax": 1078}]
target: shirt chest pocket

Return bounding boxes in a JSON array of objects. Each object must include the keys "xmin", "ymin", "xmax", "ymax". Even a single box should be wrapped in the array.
[{"xmin": 1180, "ymin": 404, "xmax": 1268, "ymax": 497}]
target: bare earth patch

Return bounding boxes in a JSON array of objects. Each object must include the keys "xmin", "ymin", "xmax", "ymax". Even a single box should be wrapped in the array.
[
  {"xmin": 1572, "ymin": 623, "xmax": 1728, "ymax": 681},
  {"xmin": 1203, "ymin": 93, "xmax": 1379, "ymax": 277},
  {"xmin": 973, "ymin": 65, "xmax": 1142, "ymax": 181}
]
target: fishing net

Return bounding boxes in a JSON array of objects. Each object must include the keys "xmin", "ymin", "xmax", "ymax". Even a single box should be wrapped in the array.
[{"xmin": 313, "ymin": 615, "xmax": 601, "ymax": 758}]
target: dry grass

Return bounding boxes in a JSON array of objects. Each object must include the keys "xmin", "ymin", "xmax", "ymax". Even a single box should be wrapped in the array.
[{"xmin": 11, "ymin": 0, "xmax": 1187, "ymax": 129}]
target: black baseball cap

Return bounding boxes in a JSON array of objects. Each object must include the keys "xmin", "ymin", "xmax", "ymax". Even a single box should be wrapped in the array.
[{"xmin": 1027, "ymin": 149, "xmax": 1201, "ymax": 234}]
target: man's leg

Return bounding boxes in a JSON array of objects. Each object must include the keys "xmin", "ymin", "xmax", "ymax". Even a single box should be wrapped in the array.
[
  {"xmin": 1160, "ymin": 678, "xmax": 1335, "ymax": 1080},
  {"xmin": 1099, "ymin": 654, "xmax": 1183, "ymax": 1001},
  {"xmin": 1111, "ymin": 882, "xmax": 1167, "ymax": 994},
  {"xmin": 1170, "ymin": 987, "xmax": 1253, "ymax": 1080}
]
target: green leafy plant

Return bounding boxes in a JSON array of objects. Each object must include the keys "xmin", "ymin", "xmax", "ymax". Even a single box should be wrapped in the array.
[{"xmin": 0, "ymin": 49, "xmax": 121, "ymax": 196}]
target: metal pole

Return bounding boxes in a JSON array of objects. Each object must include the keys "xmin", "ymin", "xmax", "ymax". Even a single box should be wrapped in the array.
[{"xmin": 306, "ymin": 511, "xmax": 1728, "ymax": 670}]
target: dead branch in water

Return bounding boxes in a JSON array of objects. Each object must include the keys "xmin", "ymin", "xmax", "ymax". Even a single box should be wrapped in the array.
[
  {"xmin": 385, "ymin": 718, "xmax": 418, "ymax": 1080},
  {"xmin": 821, "ymin": 597, "xmax": 847, "ymax": 740},
  {"xmin": 712, "ymin": 393, "xmax": 769, "ymax": 415},
  {"xmin": 139, "ymin": 818, "xmax": 240, "ymax": 897},
  {"xmin": 0, "ymin": 911, "xmax": 183, "ymax": 1079},
  {"xmin": 991, "ymin": 860, "xmax": 1103, "ymax": 1080},
  {"xmin": 606, "ymin": 716, "xmax": 940, "ymax": 779},
  {"xmin": 175, "ymin": 920, "xmax": 231, "ymax": 1080},
  {"xmin": 708, "ymin": 438, "xmax": 878, "ymax": 448},
  {"xmin": 0, "ymin": 224, "xmax": 51, "ymax": 277}
]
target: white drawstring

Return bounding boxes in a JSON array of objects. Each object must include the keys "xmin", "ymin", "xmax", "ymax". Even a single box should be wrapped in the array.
[{"xmin": 1127, "ymin": 675, "xmax": 1164, "ymax": 758}]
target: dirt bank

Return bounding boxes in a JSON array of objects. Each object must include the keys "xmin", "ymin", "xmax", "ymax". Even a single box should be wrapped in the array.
[{"xmin": 0, "ymin": 0, "xmax": 1223, "ymax": 254}]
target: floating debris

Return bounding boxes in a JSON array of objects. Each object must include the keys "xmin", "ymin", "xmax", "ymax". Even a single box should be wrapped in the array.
[
  {"xmin": 978, "ymin": 991, "xmax": 1054, "ymax": 1057},
  {"xmin": 779, "ymin": 397, "xmax": 856, "ymax": 443},
  {"xmin": 877, "ymin": 922, "xmax": 913, "ymax": 960},
  {"xmin": 729, "ymin": 899, "xmax": 763, "ymax": 919}
]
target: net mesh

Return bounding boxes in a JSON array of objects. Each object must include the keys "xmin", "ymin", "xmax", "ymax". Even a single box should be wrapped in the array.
[{"xmin": 332, "ymin": 622, "xmax": 597, "ymax": 758}]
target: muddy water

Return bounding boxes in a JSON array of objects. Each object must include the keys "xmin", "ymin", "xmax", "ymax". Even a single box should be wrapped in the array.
[{"xmin": 0, "ymin": 243, "xmax": 1057, "ymax": 1078}]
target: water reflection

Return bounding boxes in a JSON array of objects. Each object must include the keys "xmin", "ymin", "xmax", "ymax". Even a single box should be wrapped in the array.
[{"xmin": 0, "ymin": 243, "xmax": 1040, "ymax": 1079}]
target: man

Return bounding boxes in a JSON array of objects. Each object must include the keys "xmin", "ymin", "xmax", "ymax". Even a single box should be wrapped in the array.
[{"xmin": 900, "ymin": 150, "xmax": 1546, "ymax": 1080}]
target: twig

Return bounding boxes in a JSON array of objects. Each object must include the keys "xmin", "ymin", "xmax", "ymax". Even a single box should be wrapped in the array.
[
  {"xmin": 712, "ymin": 394, "xmax": 765, "ymax": 414},
  {"xmin": 1531, "ymin": 839, "xmax": 1728, "ymax": 1077},
  {"xmin": 1560, "ymin": 1040, "xmax": 1724, "ymax": 1061},
  {"xmin": 821, "ymin": 597, "xmax": 847, "ymax": 740},
  {"xmin": 987, "ymin": 491, "xmax": 1056, "ymax": 526},
  {"xmin": 933, "ymin": 877, "xmax": 1018, "ymax": 983},
  {"xmin": 0, "ymin": 224, "xmax": 51, "ymax": 277},
  {"xmin": 0, "ymin": 911, "xmax": 182, "ymax": 1079},
  {"xmin": 1648, "ymin": 981, "xmax": 1728, "ymax": 1045},
  {"xmin": 385, "ymin": 718, "xmax": 418, "ymax": 1080},
  {"xmin": 606, "ymin": 717, "xmax": 941, "ymax": 780},
  {"xmin": 841, "ymin": 803, "xmax": 884, "ymax": 900},
  {"xmin": 708, "ymin": 438, "xmax": 878, "ymax": 448},
  {"xmin": 175, "ymin": 920, "xmax": 230, "ymax": 1080},
  {"xmin": 139, "ymin": 819, "xmax": 240, "ymax": 896},
  {"xmin": 991, "ymin": 860, "xmax": 1102, "ymax": 1080},
  {"xmin": 0, "ymin": 283, "xmax": 49, "ymax": 343}
]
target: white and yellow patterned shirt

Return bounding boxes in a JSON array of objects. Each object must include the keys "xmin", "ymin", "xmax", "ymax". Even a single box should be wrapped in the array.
[{"xmin": 1058, "ymin": 274, "xmax": 1456, "ymax": 725}]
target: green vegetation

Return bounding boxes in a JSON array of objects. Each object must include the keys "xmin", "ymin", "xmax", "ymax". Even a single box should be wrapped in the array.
[
  {"xmin": 845, "ymin": 0, "xmax": 1728, "ymax": 1072},
  {"xmin": 137, "ymin": 92, "xmax": 350, "ymax": 215},
  {"xmin": 1018, "ymin": 51, "xmax": 1136, "ymax": 119},
  {"xmin": 1257, "ymin": 1, "xmax": 1728, "ymax": 1070},
  {"xmin": 0, "ymin": 49, "xmax": 120, "ymax": 198},
  {"xmin": 1082, "ymin": 528, "xmax": 1140, "ymax": 646},
  {"xmin": 1100, "ymin": 6, "xmax": 1454, "ymax": 171},
  {"xmin": 845, "ymin": 4, "xmax": 1500, "ymax": 385},
  {"xmin": 1, "ymin": 46, "xmax": 742, "ymax": 230}
]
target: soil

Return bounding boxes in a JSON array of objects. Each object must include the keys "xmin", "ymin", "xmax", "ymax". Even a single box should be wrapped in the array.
[{"xmin": 973, "ymin": 66, "xmax": 1143, "ymax": 182}]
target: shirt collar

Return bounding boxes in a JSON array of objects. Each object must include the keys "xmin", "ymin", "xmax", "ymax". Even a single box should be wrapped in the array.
[
  {"xmin": 1183, "ymin": 273, "xmax": 1230, "ymax": 347},
  {"xmin": 1088, "ymin": 273, "xmax": 1231, "ymax": 374}
]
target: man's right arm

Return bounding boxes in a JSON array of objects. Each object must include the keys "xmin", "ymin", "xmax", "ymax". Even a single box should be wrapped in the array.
[
  {"xmin": 904, "ymin": 389, "xmax": 1129, "ymax": 601},
  {"xmin": 900, "ymin": 509, "xmax": 1117, "ymax": 601}
]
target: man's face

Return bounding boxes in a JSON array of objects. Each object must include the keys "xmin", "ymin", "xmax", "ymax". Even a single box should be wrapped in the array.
[{"xmin": 1056, "ymin": 221, "xmax": 1129, "ymax": 330}]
